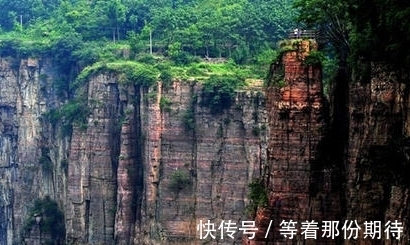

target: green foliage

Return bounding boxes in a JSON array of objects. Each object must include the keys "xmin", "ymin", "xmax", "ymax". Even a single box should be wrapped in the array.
[
  {"xmin": 303, "ymin": 50, "xmax": 325, "ymax": 66},
  {"xmin": 254, "ymin": 48, "xmax": 278, "ymax": 67},
  {"xmin": 72, "ymin": 41, "xmax": 102, "ymax": 67},
  {"xmin": 321, "ymin": 49, "xmax": 338, "ymax": 95},
  {"xmin": 168, "ymin": 42, "xmax": 194, "ymax": 65},
  {"xmin": 247, "ymin": 179, "xmax": 268, "ymax": 215},
  {"xmin": 158, "ymin": 64, "xmax": 173, "ymax": 89},
  {"xmin": 0, "ymin": 0, "xmax": 298, "ymax": 83},
  {"xmin": 0, "ymin": 35, "xmax": 50, "ymax": 59},
  {"xmin": 252, "ymin": 48, "xmax": 279, "ymax": 78},
  {"xmin": 186, "ymin": 66, "xmax": 206, "ymax": 77},
  {"xmin": 136, "ymin": 53, "xmax": 157, "ymax": 65},
  {"xmin": 201, "ymin": 75, "xmax": 245, "ymax": 114},
  {"xmin": 23, "ymin": 196, "xmax": 65, "ymax": 244},
  {"xmin": 231, "ymin": 42, "xmax": 250, "ymax": 64},
  {"xmin": 44, "ymin": 97, "xmax": 90, "ymax": 136},
  {"xmin": 60, "ymin": 99, "xmax": 89, "ymax": 124},
  {"xmin": 182, "ymin": 109, "xmax": 196, "ymax": 132},
  {"xmin": 265, "ymin": 61, "xmax": 285, "ymax": 88},
  {"xmin": 0, "ymin": 0, "xmax": 298, "ymax": 64},
  {"xmin": 295, "ymin": 0, "xmax": 410, "ymax": 69},
  {"xmin": 51, "ymin": 34, "xmax": 83, "ymax": 73},
  {"xmin": 127, "ymin": 31, "xmax": 147, "ymax": 55},
  {"xmin": 76, "ymin": 61, "xmax": 159, "ymax": 88},
  {"xmin": 348, "ymin": 0, "xmax": 410, "ymax": 67},
  {"xmin": 159, "ymin": 97, "xmax": 172, "ymax": 112},
  {"xmin": 181, "ymin": 93, "xmax": 197, "ymax": 132},
  {"xmin": 293, "ymin": 0, "xmax": 350, "ymax": 56},
  {"xmin": 169, "ymin": 169, "xmax": 192, "ymax": 193}
]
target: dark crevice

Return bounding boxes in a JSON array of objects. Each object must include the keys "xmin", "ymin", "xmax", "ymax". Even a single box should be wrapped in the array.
[{"xmin": 133, "ymin": 85, "xmax": 144, "ymax": 225}]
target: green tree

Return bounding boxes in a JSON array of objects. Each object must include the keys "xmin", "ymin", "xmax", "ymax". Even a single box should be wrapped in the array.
[
  {"xmin": 201, "ymin": 75, "xmax": 245, "ymax": 114},
  {"xmin": 293, "ymin": 0, "xmax": 350, "ymax": 61},
  {"xmin": 23, "ymin": 196, "xmax": 65, "ymax": 244},
  {"xmin": 0, "ymin": 0, "xmax": 59, "ymax": 31}
]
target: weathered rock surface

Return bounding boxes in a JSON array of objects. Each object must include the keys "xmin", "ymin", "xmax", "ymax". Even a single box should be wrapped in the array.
[
  {"xmin": 0, "ymin": 57, "xmax": 266, "ymax": 245},
  {"xmin": 249, "ymin": 41, "xmax": 410, "ymax": 244},
  {"xmin": 0, "ymin": 57, "xmax": 68, "ymax": 245},
  {"xmin": 1, "ymin": 42, "xmax": 410, "ymax": 245},
  {"xmin": 245, "ymin": 40, "xmax": 340, "ymax": 245},
  {"xmin": 345, "ymin": 63, "xmax": 410, "ymax": 244}
]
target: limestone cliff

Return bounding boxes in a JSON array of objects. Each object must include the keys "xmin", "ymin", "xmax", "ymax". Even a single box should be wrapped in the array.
[
  {"xmin": 244, "ymin": 40, "xmax": 340, "ymax": 245},
  {"xmin": 0, "ymin": 57, "xmax": 68, "ymax": 245},
  {"xmin": 251, "ymin": 40, "xmax": 410, "ymax": 244},
  {"xmin": 345, "ymin": 63, "xmax": 410, "ymax": 244},
  {"xmin": 1, "ymin": 41, "xmax": 410, "ymax": 245},
  {"xmin": 0, "ymin": 57, "xmax": 266, "ymax": 244}
]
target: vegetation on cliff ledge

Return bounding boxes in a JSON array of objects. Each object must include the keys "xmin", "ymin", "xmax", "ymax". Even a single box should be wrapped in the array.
[
  {"xmin": 22, "ymin": 196, "xmax": 65, "ymax": 244},
  {"xmin": 201, "ymin": 75, "xmax": 246, "ymax": 114},
  {"xmin": 246, "ymin": 179, "xmax": 268, "ymax": 216},
  {"xmin": 0, "ymin": 0, "xmax": 300, "ymax": 89}
]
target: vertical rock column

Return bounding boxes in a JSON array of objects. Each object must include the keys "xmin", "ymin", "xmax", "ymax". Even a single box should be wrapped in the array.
[
  {"xmin": 66, "ymin": 74, "xmax": 121, "ymax": 244},
  {"xmin": 134, "ymin": 82, "xmax": 163, "ymax": 244},
  {"xmin": 0, "ymin": 58, "xmax": 65, "ymax": 245},
  {"xmin": 346, "ymin": 63, "xmax": 410, "ymax": 244},
  {"xmin": 250, "ymin": 40, "xmax": 334, "ymax": 244},
  {"xmin": 115, "ymin": 84, "xmax": 140, "ymax": 245}
]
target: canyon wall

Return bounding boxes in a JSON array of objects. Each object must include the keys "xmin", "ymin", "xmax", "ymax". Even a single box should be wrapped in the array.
[
  {"xmin": 345, "ymin": 63, "xmax": 410, "ymax": 244},
  {"xmin": 1, "ymin": 41, "xmax": 410, "ymax": 245},
  {"xmin": 250, "ymin": 40, "xmax": 410, "ymax": 244},
  {"xmin": 244, "ymin": 40, "xmax": 341, "ymax": 245},
  {"xmin": 0, "ymin": 57, "xmax": 267, "ymax": 244}
]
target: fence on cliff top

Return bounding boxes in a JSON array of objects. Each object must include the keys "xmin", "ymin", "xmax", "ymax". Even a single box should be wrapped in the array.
[{"xmin": 288, "ymin": 29, "xmax": 318, "ymax": 39}]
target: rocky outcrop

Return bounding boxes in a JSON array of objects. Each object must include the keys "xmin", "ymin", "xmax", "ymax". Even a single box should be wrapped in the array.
[
  {"xmin": 246, "ymin": 40, "xmax": 340, "ymax": 244},
  {"xmin": 250, "ymin": 42, "xmax": 410, "ymax": 245},
  {"xmin": 135, "ymin": 80, "xmax": 267, "ymax": 244},
  {"xmin": 345, "ymin": 63, "xmax": 410, "ymax": 244},
  {"xmin": 0, "ymin": 57, "xmax": 267, "ymax": 245},
  {"xmin": 0, "ymin": 57, "xmax": 68, "ymax": 245},
  {"xmin": 1, "ymin": 42, "xmax": 410, "ymax": 245}
]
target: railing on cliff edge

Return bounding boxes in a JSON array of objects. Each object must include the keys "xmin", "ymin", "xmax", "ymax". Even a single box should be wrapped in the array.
[
  {"xmin": 288, "ymin": 29, "xmax": 318, "ymax": 39},
  {"xmin": 288, "ymin": 29, "xmax": 330, "ymax": 44}
]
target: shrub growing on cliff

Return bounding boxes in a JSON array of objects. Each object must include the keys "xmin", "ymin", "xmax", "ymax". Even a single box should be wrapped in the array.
[
  {"xmin": 169, "ymin": 169, "xmax": 192, "ymax": 193},
  {"xmin": 44, "ymin": 97, "xmax": 90, "ymax": 136},
  {"xmin": 157, "ymin": 64, "xmax": 173, "ymax": 89},
  {"xmin": 22, "ymin": 196, "xmax": 65, "ymax": 244},
  {"xmin": 160, "ymin": 97, "xmax": 172, "ymax": 112},
  {"xmin": 75, "ymin": 61, "xmax": 159, "ymax": 88},
  {"xmin": 303, "ymin": 50, "xmax": 325, "ymax": 66},
  {"xmin": 201, "ymin": 75, "xmax": 245, "ymax": 114},
  {"xmin": 247, "ymin": 179, "xmax": 268, "ymax": 215}
]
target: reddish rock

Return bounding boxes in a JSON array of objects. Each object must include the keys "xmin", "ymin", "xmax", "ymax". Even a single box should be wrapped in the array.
[{"xmin": 251, "ymin": 40, "xmax": 340, "ymax": 244}]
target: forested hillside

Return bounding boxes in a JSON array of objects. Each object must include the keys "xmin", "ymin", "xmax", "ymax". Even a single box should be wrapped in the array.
[{"xmin": 0, "ymin": 0, "xmax": 297, "ymax": 69}]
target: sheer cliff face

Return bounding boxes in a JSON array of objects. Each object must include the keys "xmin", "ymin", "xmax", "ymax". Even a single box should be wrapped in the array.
[
  {"xmin": 2, "ymin": 49, "xmax": 409, "ymax": 245},
  {"xmin": 0, "ymin": 57, "xmax": 266, "ymax": 245},
  {"xmin": 346, "ymin": 64, "xmax": 410, "ymax": 244},
  {"xmin": 0, "ymin": 57, "xmax": 68, "ymax": 245},
  {"xmin": 254, "ymin": 42, "xmax": 410, "ymax": 244},
  {"xmin": 247, "ymin": 40, "xmax": 341, "ymax": 244}
]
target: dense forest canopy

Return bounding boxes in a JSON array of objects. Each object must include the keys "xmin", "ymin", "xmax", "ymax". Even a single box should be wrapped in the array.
[
  {"xmin": 0, "ymin": 0, "xmax": 408, "ymax": 88},
  {"xmin": 294, "ymin": 0, "xmax": 410, "ymax": 68},
  {"xmin": 0, "ymin": 0, "xmax": 297, "ymax": 61}
]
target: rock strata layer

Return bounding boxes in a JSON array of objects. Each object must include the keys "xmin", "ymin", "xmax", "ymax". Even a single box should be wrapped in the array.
[{"xmin": 0, "ymin": 57, "xmax": 266, "ymax": 245}]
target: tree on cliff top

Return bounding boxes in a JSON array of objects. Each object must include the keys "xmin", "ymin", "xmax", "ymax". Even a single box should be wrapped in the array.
[{"xmin": 294, "ymin": 0, "xmax": 410, "ymax": 68}]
